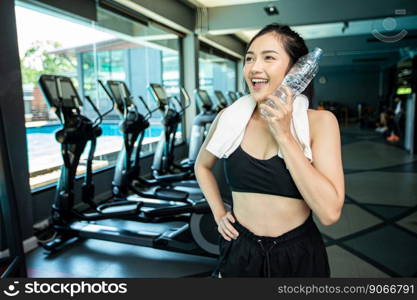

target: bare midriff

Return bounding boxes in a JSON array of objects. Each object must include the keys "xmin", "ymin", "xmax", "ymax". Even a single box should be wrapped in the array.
[{"xmin": 232, "ymin": 191, "xmax": 311, "ymax": 237}]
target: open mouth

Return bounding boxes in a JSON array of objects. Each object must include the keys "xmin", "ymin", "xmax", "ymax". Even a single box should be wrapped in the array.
[{"xmin": 251, "ymin": 78, "xmax": 269, "ymax": 90}]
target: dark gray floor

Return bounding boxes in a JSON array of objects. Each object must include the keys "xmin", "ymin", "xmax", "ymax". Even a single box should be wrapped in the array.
[
  {"xmin": 316, "ymin": 125, "xmax": 417, "ymax": 277},
  {"xmin": 27, "ymin": 219, "xmax": 218, "ymax": 278},
  {"xmin": 26, "ymin": 124, "xmax": 417, "ymax": 277}
]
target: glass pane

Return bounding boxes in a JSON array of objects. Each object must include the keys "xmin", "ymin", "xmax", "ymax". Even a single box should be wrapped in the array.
[
  {"xmin": 15, "ymin": 3, "xmax": 181, "ymax": 189},
  {"xmin": 199, "ymin": 50, "xmax": 237, "ymax": 108}
]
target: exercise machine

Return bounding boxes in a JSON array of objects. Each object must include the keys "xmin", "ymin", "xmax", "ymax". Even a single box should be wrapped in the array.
[
  {"xmin": 107, "ymin": 80, "xmax": 192, "ymax": 204},
  {"xmin": 148, "ymin": 85, "xmax": 218, "ymax": 173},
  {"xmin": 196, "ymin": 89, "xmax": 227, "ymax": 113},
  {"xmin": 228, "ymin": 91, "xmax": 238, "ymax": 103},
  {"xmin": 147, "ymin": 84, "xmax": 207, "ymax": 195},
  {"xmin": 214, "ymin": 90, "xmax": 231, "ymax": 106},
  {"xmin": 37, "ymin": 75, "xmax": 222, "ymax": 256},
  {"xmin": 187, "ymin": 88, "xmax": 217, "ymax": 167}
]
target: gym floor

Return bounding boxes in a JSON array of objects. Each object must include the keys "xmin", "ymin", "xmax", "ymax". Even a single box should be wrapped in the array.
[{"xmin": 25, "ymin": 124, "xmax": 417, "ymax": 278}]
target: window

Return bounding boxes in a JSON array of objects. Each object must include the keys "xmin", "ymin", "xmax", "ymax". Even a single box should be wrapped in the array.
[
  {"xmin": 199, "ymin": 47, "xmax": 237, "ymax": 108},
  {"xmin": 15, "ymin": 3, "xmax": 181, "ymax": 189}
]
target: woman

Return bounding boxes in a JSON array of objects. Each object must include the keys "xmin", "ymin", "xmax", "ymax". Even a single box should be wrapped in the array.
[
  {"xmin": 386, "ymin": 96, "xmax": 403, "ymax": 142},
  {"xmin": 194, "ymin": 24, "xmax": 344, "ymax": 277}
]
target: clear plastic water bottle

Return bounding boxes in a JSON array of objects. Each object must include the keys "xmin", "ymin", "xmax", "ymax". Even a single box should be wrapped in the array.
[{"xmin": 261, "ymin": 47, "xmax": 323, "ymax": 116}]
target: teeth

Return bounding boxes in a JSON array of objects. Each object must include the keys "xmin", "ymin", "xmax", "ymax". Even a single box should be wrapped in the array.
[{"xmin": 252, "ymin": 79, "xmax": 268, "ymax": 84}]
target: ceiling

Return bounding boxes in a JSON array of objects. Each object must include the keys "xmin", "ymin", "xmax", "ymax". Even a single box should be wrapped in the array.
[
  {"xmin": 238, "ymin": 15, "xmax": 417, "ymax": 42},
  {"xmin": 188, "ymin": 0, "xmax": 274, "ymax": 8},
  {"xmin": 114, "ymin": 0, "xmax": 417, "ymax": 68},
  {"xmin": 186, "ymin": 0, "xmax": 417, "ymax": 68}
]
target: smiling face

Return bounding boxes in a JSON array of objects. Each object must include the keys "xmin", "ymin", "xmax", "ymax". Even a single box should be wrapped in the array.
[{"xmin": 244, "ymin": 32, "xmax": 292, "ymax": 102}]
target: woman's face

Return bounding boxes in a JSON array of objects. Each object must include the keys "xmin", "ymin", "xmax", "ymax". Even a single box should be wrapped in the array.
[{"xmin": 244, "ymin": 32, "xmax": 291, "ymax": 102}]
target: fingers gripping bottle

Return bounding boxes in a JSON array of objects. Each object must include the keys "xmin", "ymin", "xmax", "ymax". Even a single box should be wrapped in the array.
[{"xmin": 261, "ymin": 47, "xmax": 324, "ymax": 117}]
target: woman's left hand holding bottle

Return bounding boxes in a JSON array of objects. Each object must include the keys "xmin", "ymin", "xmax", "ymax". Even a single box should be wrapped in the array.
[{"xmin": 259, "ymin": 85, "xmax": 295, "ymax": 143}]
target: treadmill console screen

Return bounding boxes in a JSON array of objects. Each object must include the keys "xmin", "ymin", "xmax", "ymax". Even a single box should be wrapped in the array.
[
  {"xmin": 198, "ymin": 90, "xmax": 212, "ymax": 106},
  {"xmin": 214, "ymin": 90, "xmax": 227, "ymax": 105},
  {"xmin": 39, "ymin": 75, "xmax": 81, "ymax": 109},
  {"xmin": 59, "ymin": 78, "xmax": 80, "ymax": 108},
  {"xmin": 149, "ymin": 84, "xmax": 168, "ymax": 105},
  {"xmin": 108, "ymin": 81, "xmax": 133, "ymax": 108}
]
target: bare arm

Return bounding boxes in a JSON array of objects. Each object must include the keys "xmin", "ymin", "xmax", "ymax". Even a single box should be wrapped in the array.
[
  {"xmin": 194, "ymin": 110, "xmax": 240, "ymax": 241},
  {"xmin": 194, "ymin": 110, "xmax": 228, "ymax": 224},
  {"xmin": 278, "ymin": 110, "xmax": 345, "ymax": 226},
  {"xmin": 195, "ymin": 110, "xmax": 240, "ymax": 241}
]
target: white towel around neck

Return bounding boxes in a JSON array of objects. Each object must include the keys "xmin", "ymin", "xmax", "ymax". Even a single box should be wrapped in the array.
[{"xmin": 206, "ymin": 94, "xmax": 313, "ymax": 164}]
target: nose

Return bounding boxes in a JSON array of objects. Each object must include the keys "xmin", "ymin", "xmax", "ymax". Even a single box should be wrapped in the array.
[{"xmin": 249, "ymin": 58, "xmax": 264, "ymax": 74}]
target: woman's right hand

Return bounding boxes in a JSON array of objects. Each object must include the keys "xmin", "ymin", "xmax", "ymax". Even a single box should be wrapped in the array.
[{"xmin": 217, "ymin": 212, "xmax": 239, "ymax": 241}]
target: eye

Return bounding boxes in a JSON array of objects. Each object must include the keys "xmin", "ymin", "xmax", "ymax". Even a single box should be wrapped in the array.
[
  {"xmin": 245, "ymin": 56, "xmax": 254, "ymax": 62},
  {"xmin": 265, "ymin": 55, "xmax": 275, "ymax": 60}
]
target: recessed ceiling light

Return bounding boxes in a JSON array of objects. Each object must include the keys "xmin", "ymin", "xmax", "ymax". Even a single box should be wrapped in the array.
[{"xmin": 264, "ymin": 5, "xmax": 279, "ymax": 16}]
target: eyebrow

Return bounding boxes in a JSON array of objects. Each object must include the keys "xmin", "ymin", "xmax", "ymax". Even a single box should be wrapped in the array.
[{"xmin": 246, "ymin": 50, "xmax": 279, "ymax": 55}]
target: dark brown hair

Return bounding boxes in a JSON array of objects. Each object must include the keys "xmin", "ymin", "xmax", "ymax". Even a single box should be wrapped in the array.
[{"xmin": 246, "ymin": 23, "xmax": 314, "ymax": 102}]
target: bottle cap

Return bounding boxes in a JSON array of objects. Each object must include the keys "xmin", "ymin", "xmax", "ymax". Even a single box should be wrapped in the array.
[{"xmin": 311, "ymin": 48, "xmax": 324, "ymax": 60}]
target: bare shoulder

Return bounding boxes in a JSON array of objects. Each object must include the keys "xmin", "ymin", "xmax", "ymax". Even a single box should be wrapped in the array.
[
  {"xmin": 307, "ymin": 109, "xmax": 337, "ymax": 124},
  {"xmin": 307, "ymin": 109, "xmax": 339, "ymax": 140}
]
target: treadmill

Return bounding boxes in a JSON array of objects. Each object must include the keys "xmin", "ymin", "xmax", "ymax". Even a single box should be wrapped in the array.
[
  {"xmin": 36, "ymin": 74, "xmax": 221, "ymax": 256},
  {"xmin": 228, "ymin": 91, "xmax": 238, "ymax": 103},
  {"xmin": 146, "ymin": 84, "xmax": 205, "ymax": 196},
  {"xmin": 106, "ymin": 79, "xmax": 198, "ymax": 205},
  {"xmin": 195, "ymin": 89, "xmax": 226, "ymax": 113},
  {"xmin": 214, "ymin": 90, "xmax": 232, "ymax": 107}
]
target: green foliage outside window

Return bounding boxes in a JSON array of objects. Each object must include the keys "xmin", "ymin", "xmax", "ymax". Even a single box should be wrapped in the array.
[{"xmin": 20, "ymin": 40, "xmax": 76, "ymax": 85}]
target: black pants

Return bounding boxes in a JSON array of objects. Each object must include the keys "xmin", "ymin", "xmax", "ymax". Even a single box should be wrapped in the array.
[
  {"xmin": 212, "ymin": 211, "xmax": 330, "ymax": 278},
  {"xmin": 387, "ymin": 113, "xmax": 404, "ymax": 137}
]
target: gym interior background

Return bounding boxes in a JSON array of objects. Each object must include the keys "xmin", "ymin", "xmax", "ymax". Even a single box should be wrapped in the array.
[{"xmin": 1, "ymin": 0, "xmax": 417, "ymax": 278}]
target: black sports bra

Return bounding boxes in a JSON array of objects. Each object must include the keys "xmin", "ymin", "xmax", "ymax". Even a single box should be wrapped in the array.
[{"xmin": 224, "ymin": 145, "xmax": 303, "ymax": 199}]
